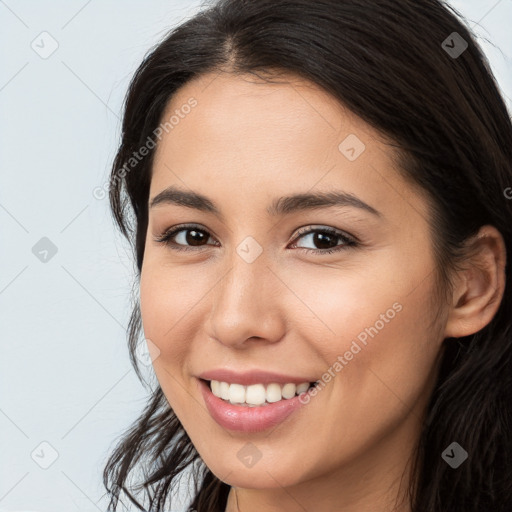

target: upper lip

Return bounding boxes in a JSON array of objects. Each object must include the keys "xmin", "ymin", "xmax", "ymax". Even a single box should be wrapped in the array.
[{"xmin": 197, "ymin": 369, "xmax": 318, "ymax": 386}]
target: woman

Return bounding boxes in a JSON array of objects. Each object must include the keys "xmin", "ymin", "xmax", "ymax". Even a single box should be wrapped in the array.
[{"xmin": 102, "ymin": 0, "xmax": 512, "ymax": 510}]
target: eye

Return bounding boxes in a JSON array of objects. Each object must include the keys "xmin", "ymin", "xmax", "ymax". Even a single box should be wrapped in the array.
[
  {"xmin": 289, "ymin": 225, "xmax": 358, "ymax": 254},
  {"xmin": 153, "ymin": 223, "xmax": 217, "ymax": 252},
  {"xmin": 153, "ymin": 224, "xmax": 358, "ymax": 254}
]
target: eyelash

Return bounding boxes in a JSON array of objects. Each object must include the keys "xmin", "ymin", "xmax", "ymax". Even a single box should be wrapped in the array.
[{"xmin": 153, "ymin": 223, "xmax": 359, "ymax": 255}]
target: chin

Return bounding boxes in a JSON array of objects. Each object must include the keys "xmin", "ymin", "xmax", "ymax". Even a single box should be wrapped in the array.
[{"xmin": 205, "ymin": 451, "xmax": 311, "ymax": 489}]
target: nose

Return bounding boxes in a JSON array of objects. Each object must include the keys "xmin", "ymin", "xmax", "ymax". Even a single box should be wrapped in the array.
[{"xmin": 205, "ymin": 246, "xmax": 286, "ymax": 349}]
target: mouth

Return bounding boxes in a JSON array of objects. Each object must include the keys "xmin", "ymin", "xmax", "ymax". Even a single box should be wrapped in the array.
[
  {"xmin": 198, "ymin": 378, "xmax": 320, "ymax": 432},
  {"xmin": 200, "ymin": 378, "xmax": 319, "ymax": 406}
]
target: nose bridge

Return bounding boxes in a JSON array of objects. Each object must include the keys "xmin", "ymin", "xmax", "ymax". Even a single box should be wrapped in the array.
[{"xmin": 207, "ymin": 236, "xmax": 285, "ymax": 345}]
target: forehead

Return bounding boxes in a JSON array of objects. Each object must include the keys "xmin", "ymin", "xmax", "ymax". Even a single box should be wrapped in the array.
[
  {"xmin": 155, "ymin": 70, "xmax": 381, "ymax": 162},
  {"xmin": 150, "ymin": 71, "xmax": 431, "ymax": 226}
]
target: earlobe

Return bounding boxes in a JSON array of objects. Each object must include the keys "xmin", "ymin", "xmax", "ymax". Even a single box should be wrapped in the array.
[{"xmin": 443, "ymin": 225, "xmax": 507, "ymax": 339}]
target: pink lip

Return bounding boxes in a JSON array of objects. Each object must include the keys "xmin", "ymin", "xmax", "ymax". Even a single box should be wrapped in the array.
[
  {"xmin": 197, "ymin": 368, "xmax": 317, "ymax": 386},
  {"xmin": 198, "ymin": 378, "xmax": 314, "ymax": 432}
]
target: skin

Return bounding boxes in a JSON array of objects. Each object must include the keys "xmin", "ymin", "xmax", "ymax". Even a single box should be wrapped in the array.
[{"xmin": 139, "ymin": 70, "xmax": 506, "ymax": 512}]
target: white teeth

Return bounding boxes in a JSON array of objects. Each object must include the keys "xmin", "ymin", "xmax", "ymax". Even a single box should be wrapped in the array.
[
  {"xmin": 281, "ymin": 383, "xmax": 296, "ymax": 399},
  {"xmin": 245, "ymin": 384, "xmax": 266, "ymax": 405},
  {"xmin": 266, "ymin": 383, "xmax": 282, "ymax": 403},
  {"xmin": 219, "ymin": 381, "xmax": 230, "ymax": 401},
  {"xmin": 209, "ymin": 379, "xmax": 313, "ymax": 405},
  {"xmin": 296, "ymin": 382, "xmax": 310, "ymax": 394},
  {"xmin": 228, "ymin": 383, "xmax": 246, "ymax": 404}
]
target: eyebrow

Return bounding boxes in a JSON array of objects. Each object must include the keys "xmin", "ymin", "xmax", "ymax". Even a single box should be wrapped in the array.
[{"xmin": 149, "ymin": 185, "xmax": 382, "ymax": 218}]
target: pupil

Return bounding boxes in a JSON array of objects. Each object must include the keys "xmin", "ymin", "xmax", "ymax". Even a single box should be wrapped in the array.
[
  {"xmin": 186, "ymin": 229, "xmax": 206, "ymax": 246},
  {"xmin": 315, "ymin": 232, "xmax": 336, "ymax": 249}
]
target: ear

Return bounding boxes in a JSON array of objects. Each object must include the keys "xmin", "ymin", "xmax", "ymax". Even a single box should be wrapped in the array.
[{"xmin": 444, "ymin": 225, "xmax": 507, "ymax": 339}]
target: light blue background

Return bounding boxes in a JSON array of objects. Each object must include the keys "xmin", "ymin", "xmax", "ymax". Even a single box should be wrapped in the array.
[{"xmin": 1, "ymin": 1, "xmax": 510, "ymax": 511}]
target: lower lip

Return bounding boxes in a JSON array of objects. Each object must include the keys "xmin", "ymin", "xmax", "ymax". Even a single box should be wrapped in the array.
[{"xmin": 198, "ymin": 378, "xmax": 313, "ymax": 433}]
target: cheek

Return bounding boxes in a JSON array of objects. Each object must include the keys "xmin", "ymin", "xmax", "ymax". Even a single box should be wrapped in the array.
[
  {"xmin": 288, "ymin": 259, "xmax": 440, "ymax": 443},
  {"xmin": 316, "ymin": 286, "xmax": 440, "ymax": 460},
  {"xmin": 279, "ymin": 261, "xmax": 405, "ymax": 356},
  {"xmin": 139, "ymin": 262, "xmax": 200, "ymax": 368},
  {"xmin": 139, "ymin": 264, "xmax": 206, "ymax": 424}
]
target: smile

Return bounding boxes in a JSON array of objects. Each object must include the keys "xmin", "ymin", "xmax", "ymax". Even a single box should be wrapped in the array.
[
  {"xmin": 209, "ymin": 380, "xmax": 315, "ymax": 406},
  {"xmin": 198, "ymin": 378, "xmax": 319, "ymax": 432}
]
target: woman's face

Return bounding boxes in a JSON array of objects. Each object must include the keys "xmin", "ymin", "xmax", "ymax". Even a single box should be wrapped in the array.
[{"xmin": 140, "ymin": 71, "xmax": 447, "ymax": 503}]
